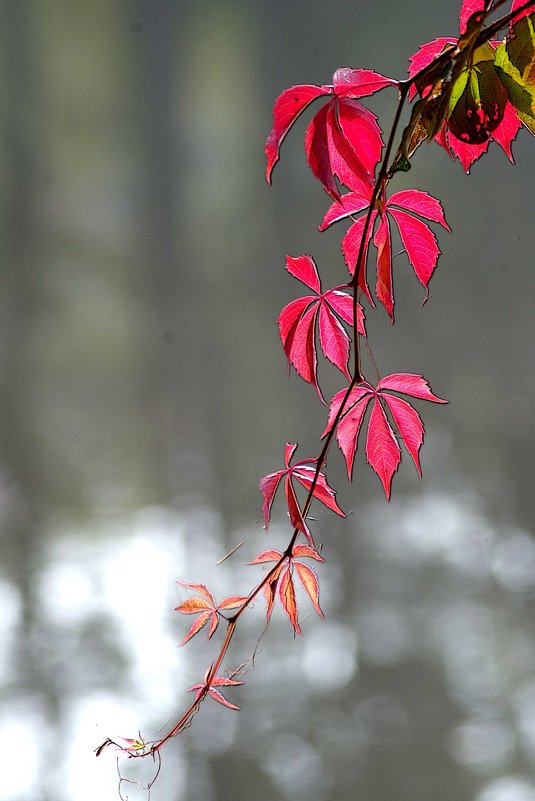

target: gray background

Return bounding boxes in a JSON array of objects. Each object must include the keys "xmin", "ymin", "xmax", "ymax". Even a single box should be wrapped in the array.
[{"xmin": 1, "ymin": 1, "xmax": 534, "ymax": 799}]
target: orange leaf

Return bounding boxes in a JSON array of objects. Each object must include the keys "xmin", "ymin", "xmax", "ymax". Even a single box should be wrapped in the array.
[
  {"xmin": 279, "ymin": 567, "xmax": 302, "ymax": 635},
  {"xmin": 179, "ymin": 610, "xmax": 213, "ymax": 647},
  {"xmin": 294, "ymin": 562, "xmax": 324, "ymax": 618}
]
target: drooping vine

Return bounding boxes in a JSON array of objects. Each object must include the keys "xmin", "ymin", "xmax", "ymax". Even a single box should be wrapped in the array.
[{"xmin": 97, "ymin": 0, "xmax": 535, "ymax": 787}]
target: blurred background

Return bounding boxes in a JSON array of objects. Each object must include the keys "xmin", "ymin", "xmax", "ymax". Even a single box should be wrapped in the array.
[{"xmin": 1, "ymin": 1, "xmax": 534, "ymax": 799}]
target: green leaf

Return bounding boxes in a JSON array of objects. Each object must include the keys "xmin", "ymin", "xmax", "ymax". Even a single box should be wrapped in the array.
[{"xmin": 494, "ymin": 14, "xmax": 535, "ymax": 126}]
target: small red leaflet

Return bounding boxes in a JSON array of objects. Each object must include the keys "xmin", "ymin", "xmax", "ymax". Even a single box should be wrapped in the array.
[
  {"xmin": 259, "ymin": 443, "xmax": 345, "ymax": 545},
  {"xmin": 265, "ymin": 68, "xmax": 397, "ymax": 198},
  {"xmin": 278, "ymin": 254, "xmax": 366, "ymax": 398},
  {"xmin": 321, "ymin": 187, "xmax": 450, "ymax": 318},
  {"xmin": 248, "ymin": 544, "xmax": 325, "ymax": 635},
  {"xmin": 175, "ymin": 582, "xmax": 247, "ymax": 646},
  {"xmin": 323, "ymin": 373, "xmax": 448, "ymax": 499},
  {"xmin": 187, "ymin": 669, "xmax": 244, "ymax": 711}
]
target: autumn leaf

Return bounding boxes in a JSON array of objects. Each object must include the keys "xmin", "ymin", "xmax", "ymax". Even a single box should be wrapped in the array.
[
  {"xmin": 405, "ymin": 0, "xmax": 533, "ymax": 171},
  {"xmin": 266, "ymin": 68, "xmax": 397, "ymax": 197},
  {"xmin": 323, "ymin": 373, "xmax": 448, "ymax": 499},
  {"xmin": 249, "ymin": 544, "xmax": 325, "ymax": 633},
  {"xmin": 259, "ymin": 443, "xmax": 344, "ymax": 545},
  {"xmin": 175, "ymin": 582, "xmax": 247, "ymax": 646},
  {"xmin": 320, "ymin": 187, "xmax": 450, "ymax": 318},
  {"xmin": 278, "ymin": 254, "xmax": 366, "ymax": 397},
  {"xmin": 187, "ymin": 669, "xmax": 244, "ymax": 711}
]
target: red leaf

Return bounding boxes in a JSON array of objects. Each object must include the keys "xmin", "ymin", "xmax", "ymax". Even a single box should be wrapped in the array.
[
  {"xmin": 285, "ymin": 254, "xmax": 321, "ymax": 293},
  {"xmin": 388, "ymin": 208, "xmax": 441, "ymax": 289},
  {"xmin": 377, "ymin": 373, "xmax": 448, "ymax": 403},
  {"xmin": 388, "ymin": 189, "xmax": 451, "ymax": 231},
  {"xmin": 188, "ymin": 673, "xmax": 244, "ymax": 711},
  {"xmin": 265, "ymin": 84, "xmax": 327, "ymax": 183},
  {"xmin": 279, "ymin": 257, "xmax": 363, "ymax": 391},
  {"xmin": 278, "ymin": 296, "xmax": 314, "ymax": 355},
  {"xmin": 490, "ymin": 101, "xmax": 522, "ymax": 163},
  {"xmin": 288, "ymin": 304, "xmax": 320, "ymax": 392},
  {"xmin": 333, "ymin": 67, "xmax": 397, "ymax": 98},
  {"xmin": 327, "ymin": 103, "xmax": 373, "ymax": 195},
  {"xmin": 341, "ymin": 213, "xmax": 376, "ymax": 302},
  {"xmin": 445, "ymin": 128, "xmax": 490, "ymax": 172},
  {"xmin": 407, "ymin": 38, "xmax": 456, "ymax": 100},
  {"xmin": 325, "ymin": 288, "xmax": 367, "ymax": 337},
  {"xmin": 381, "ymin": 394, "xmax": 424, "ymax": 475},
  {"xmin": 259, "ymin": 470, "xmax": 284, "ymax": 529},
  {"xmin": 319, "ymin": 190, "xmax": 371, "ymax": 230},
  {"xmin": 305, "ymin": 102, "xmax": 340, "ymax": 199},
  {"xmin": 510, "ymin": 0, "xmax": 535, "ymax": 24},
  {"xmin": 459, "ymin": 0, "xmax": 486, "ymax": 34},
  {"xmin": 322, "ymin": 383, "xmax": 374, "ymax": 437},
  {"xmin": 327, "ymin": 374, "xmax": 447, "ymax": 497},
  {"xmin": 336, "ymin": 393, "xmax": 372, "ymax": 478},
  {"xmin": 318, "ymin": 303, "xmax": 351, "ymax": 377},
  {"xmin": 365, "ymin": 398, "xmax": 401, "ymax": 500},
  {"xmin": 279, "ymin": 567, "xmax": 302, "ymax": 635},
  {"xmin": 291, "ymin": 463, "xmax": 345, "ymax": 518},
  {"xmin": 285, "ymin": 476, "xmax": 314, "ymax": 545},
  {"xmin": 264, "ymin": 564, "xmax": 284, "ymax": 624},
  {"xmin": 295, "ymin": 562, "xmax": 324, "ymax": 618},
  {"xmin": 336, "ymin": 98, "xmax": 383, "ymax": 175},
  {"xmin": 373, "ymin": 215, "xmax": 394, "ymax": 319}
]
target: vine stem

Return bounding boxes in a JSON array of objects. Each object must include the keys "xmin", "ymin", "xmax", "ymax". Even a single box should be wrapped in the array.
[{"xmin": 98, "ymin": 0, "xmax": 534, "ymax": 761}]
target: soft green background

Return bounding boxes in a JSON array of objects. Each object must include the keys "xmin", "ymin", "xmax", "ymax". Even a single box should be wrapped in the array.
[{"xmin": 1, "ymin": 1, "xmax": 534, "ymax": 800}]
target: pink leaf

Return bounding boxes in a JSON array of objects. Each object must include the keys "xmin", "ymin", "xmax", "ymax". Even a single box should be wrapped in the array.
[
  {"xmin": 377, "ymin": 373, "xmax": 448, "ymax": 403},
  {"xmin": 459, "ymin": 0, "xmax": 486, "ymax": 34},
  {"xmin": 341, "ymin": 213, "xmax": 377, "ymax": 302},
  {"xmin": 336, "ymin": 98, "xmax": 384, "ymax": 175},
  {"xmin": 388, "ymin": 189, "xmax": 451, "ymax": 230},
  {"xmin": 388, "ymin": 208, "xmax": 441, "ymax": 289},
  {"xmin": 322, "ymin": 383, "xmax": 374, "ymax": 437},
  {"xmin": 327, "ymin": 103, "xmax": 374, "ymax": 194},
  {"xmin": 278, "ymin": 296, "xmax": 314, "ymax": 354},
  {"xmin": 265, "ymin": 84, "xmax": 327, "ymax": 183},
  {"xmin": 305, "ymin": 102, "xmax": 340, "ymax": 199},
  {"xmin": 284, "ymin": 442, "xmax": 299, "ymax": 467},
  {"xmin": 365, "ymin": 398, "xmax": 401, "ymax": 500},
  {"xmin": 318, "ymin": 302, "xmax": 351, "ymax": 377},
  {"xmin": 373, "ymin": 214, "xmax": 394, "ymax": 319},
  {"xmin": 288, "ymin": 304, "xmax": 319, "ymax": 390},
  {"xmin": 325, "ymin": 288, "xmax": 367, "ymax": 337},
  {"xmin": 492, "ymin": 101, "xmax": 522, "ymax": 163},
  {"xmin": 259, "ymin": 470, "xmax": 284, "ymax": 529},
  {"xmin": 510, "ymin": 0, "xmax": 535, "ymax": 23},
  {"xmin": 407, "ymin": 38, "xmax": 456, "ymax": 100},
  {"xmin": 445, "ymin": 129, "xmax": 490, "ymax": 172},
  {"xmin": 285, "ymin": 476, "xmax": 314, "ymax": 545},
  {"xmin": 291, "ymin": 463, "xmax": 346, "ymax": 517},
  {"xmin": 319, "ymin": 190, "xmax": 370, "ymax": 230},
  {"xmin": 295, "ymin": 562, "xmax": 324, "ymax": 618},
  {"xmin": 336, "ymin": 393, "xmax": 372, "ymax": 478},
  {"xmin": 382, "ymin": 394, "xmax": 425, "ymax": 475},
  {"xmin": 333, "ymin": 67, "xmax": 397, "ymax": 98},
  {"xmin": 285, "ymin": 254, "xmax": 321, "ymax": 293}
]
